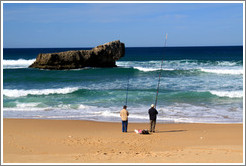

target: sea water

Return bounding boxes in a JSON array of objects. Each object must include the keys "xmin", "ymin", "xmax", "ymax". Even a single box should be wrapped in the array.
[{"xmin": 2, "ymin": 46, "xmax": 243, "ymax": 123}]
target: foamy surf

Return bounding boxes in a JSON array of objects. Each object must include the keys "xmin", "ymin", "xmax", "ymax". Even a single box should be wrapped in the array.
[
  {"xmin": 210, "ymin": 90, "xmax": 243, "ymax": 98},
  {"xmin": 3, "ymin": 59, "xmax": 36, "ymax": 69},
  {"xmin": 133, "ymin": 67, "xmax": 175, "ymax": 72},
  {"xmin": 200, "ymin": 68, "xmax": 243, "ymax": 75},
  {"xmin": 133, "ymin": 67, "xmax": 159, "ymax": 72},
  {"xmin": 117, "ymin": 60, "xmax": 243, "ymax": 75},
  {"xmin": 3, "ymin": 87, "xmax": 79, "ymax": 97},
  {"xmin": 3, "ymin": 46, "xmax": 243, "ymax": 124},
  {"xmin": 3, "ymin": 103, "xmax": 242, "ymax": 123}
]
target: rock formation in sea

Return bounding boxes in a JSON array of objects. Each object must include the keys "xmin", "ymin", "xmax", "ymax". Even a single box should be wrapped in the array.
[{"xmin": 29, "ymin": 40, "xmax": 125, "ymax": 70}]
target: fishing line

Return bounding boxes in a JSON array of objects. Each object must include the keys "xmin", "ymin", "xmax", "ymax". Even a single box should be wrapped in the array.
[{"xmin": 154, "ymin": 33, "xmax": 168, "ymax": 108}]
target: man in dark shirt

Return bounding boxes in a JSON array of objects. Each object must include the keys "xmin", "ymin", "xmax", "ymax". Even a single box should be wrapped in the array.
[{"xmin": 148, "ymin": 104, "xmax": 158, "ymax": 132}]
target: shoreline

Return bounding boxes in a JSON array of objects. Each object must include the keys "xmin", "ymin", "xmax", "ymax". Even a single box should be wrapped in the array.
[
  {"xmin": 3, "ymin": 118, "xmax": 244, "ymax": 163},
  {"xmin": 2, "ymin": 117, "xmax": 243, "ymax": 124}
]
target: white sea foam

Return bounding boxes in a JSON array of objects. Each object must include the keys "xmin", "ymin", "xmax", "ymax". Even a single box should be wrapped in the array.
[
  {"xmin": 200, "ymin": 68, "xmax": 243, "ymax": 75},
  {"xmin": 3, "ymin": 106, "xmax": 52, "ymax": 112},
  {"xmin": 16, "ymin": 102, "xmax": 41, "ymax": 108},
  {"xmin": 210, "ymin": 90, "xmax": 243, "ymax": 98},
  {"xmin": 100, "ymin": 110, "xmax": 120, "ymax": 117},
  {"xmin": 3, "ymin": 101, "xmax": 242, "ymax": 123},
  {"xmin": 3, "ymin": 87, "xmax": 79, "ymax": 97},
  {"xmin": 133, "ymin": 67, "xmax": 159, "ymax": 72},
  {"xmin": 3, "ymin": 59, "xmax": 36, "ymax": 69},
  {"xmin": 78, "ymin": 104, "xmax": 90, "ymax": 109},
  {"xmin": 134, "ymin": 67, "xmax": 176, "ymax": 72},
  {"xmin": 217, "ymin": 61, "xmax": 238, "ymax": 66},
  {"xmin": 117, "ymin": 60, "xmax": 243, "ymax": 75}
]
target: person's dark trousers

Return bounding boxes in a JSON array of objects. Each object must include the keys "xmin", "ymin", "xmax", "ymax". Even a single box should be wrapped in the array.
[
  {"xmin": 150, "ymin": 120, "xmax": 156, "ymax": 132},
  {"xmin": 122, "ymin": 120, "xmax": 128, "ymax": 132}
]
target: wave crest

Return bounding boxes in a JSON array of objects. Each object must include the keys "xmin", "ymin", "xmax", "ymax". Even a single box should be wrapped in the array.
[
  {"xmin": 3, "ymin": 59, "xmax": 35, "ymax": 69},
  {"xmin": 210, "ymin": 91, "xmax": 243, "ymax": 98},
  {"xmin": 200, "ymin": 69, "xmax": 243, "ymax": 75},
  {"xmin": 3, "ymin": 87, "xmax": 79, "ymax": 97},
  {"xmin": 117, "ymin": 60, "xmax": 243, "ymax": 75}
]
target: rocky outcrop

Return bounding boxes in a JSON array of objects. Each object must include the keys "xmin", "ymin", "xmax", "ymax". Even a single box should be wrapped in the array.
[{"xmin": 29, "ymin": 40, "xmax": 125, "ymax": 70}]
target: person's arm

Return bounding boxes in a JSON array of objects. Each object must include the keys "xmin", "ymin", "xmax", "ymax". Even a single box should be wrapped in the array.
[
  {"xmin": 127, "ymin": 111, "xmax": 129, "ymax": 116},
  {"xmin": 156, "ymin": 109, "xmax": 158, "ymax": 114}
]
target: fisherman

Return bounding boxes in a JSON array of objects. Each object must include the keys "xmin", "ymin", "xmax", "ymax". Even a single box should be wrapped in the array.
[
  {"xmin": 120, "ymin": 105, "xmax": 129, "ymax": 132},
  {"xmin": 148, "ymin": 104, "xmax": 158, "ymax": 132}
]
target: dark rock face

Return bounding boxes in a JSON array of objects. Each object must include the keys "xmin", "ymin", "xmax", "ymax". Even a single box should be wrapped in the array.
[{"xmin": 29, "ymin": 40, "xmax": 125, "ymax": 70}]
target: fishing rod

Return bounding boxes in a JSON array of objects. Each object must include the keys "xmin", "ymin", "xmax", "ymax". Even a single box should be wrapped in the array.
[{"xmin": 154, "ymin": 33, "xmax": 168, "ymax": 108}]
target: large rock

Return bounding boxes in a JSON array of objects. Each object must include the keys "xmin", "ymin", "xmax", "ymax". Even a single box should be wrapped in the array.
[{"xmin": 29, "ymin": 40, "xmax": 125, "ymax": 70}]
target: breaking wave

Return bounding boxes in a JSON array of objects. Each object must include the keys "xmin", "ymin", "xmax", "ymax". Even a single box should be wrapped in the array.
[
  {"xmin": 3, "ymin": 87, "xmax": 79, "ymax": 97},
  {"xmin": 117, "ymin": 60, "xmax": 243, "ymax": 75},
  {"xmin": 209, "ymin": 90, "xmax": 243, "ymax": 98},
  {"xmin": 200, "ymin": 69, "xmax": 243, "ymax": 75},
  {"xmin": 3, "ymin": 59, "xmax": 35, "ymax": 69}
]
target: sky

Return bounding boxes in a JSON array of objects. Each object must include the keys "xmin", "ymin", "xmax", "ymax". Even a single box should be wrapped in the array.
[{"xmin": 3, "ymin": 2, "xmax": 244, "ymax": 48}]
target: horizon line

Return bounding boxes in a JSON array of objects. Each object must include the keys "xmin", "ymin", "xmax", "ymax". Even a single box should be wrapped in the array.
[{"xmin": 3, "ymin": 45, "xmax": 243, "ymax": 49}]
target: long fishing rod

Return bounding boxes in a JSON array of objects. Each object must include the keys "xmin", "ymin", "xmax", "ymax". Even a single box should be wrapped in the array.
[
  {"xmin": 125, "ymin": 75, "xmax": 130, "ymax": 106},
  {"xmin": 154, "ymin": 33, "xmax": 168, "ymax": 108}
]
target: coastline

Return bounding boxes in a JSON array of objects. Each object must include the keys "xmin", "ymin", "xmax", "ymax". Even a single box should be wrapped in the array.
[{"xmin": 3, "ymin": 118, "xmax": 244, "ymax": 163}]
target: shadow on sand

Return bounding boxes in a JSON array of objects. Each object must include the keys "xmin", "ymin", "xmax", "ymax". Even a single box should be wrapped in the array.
[
  {"xmin": 125, "ymin": 130, "xmax": 187, "ymax": 134},
  {"xmin": 156, "ymin": 130, "xmax": 187, "ymax": 133}
]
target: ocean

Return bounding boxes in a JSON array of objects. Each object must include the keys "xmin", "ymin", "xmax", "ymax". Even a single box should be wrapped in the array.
[{"xmin": 2, "ymin": 46, "xmax": 244, "ymax": 123}]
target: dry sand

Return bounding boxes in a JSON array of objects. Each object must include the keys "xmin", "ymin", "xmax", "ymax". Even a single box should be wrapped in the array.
[{"xmin": 3, "ymin": 118, "xmax": 244, "ymax": 163}]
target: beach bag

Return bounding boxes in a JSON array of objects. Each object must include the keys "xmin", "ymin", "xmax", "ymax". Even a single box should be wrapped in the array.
[
  {"xmin": 134, "ymin": 129, "xmax": 149, "ymax": 134},
  {"xmin": 141, "ymin": 129, "xmax": 149, "ymax": 134}
]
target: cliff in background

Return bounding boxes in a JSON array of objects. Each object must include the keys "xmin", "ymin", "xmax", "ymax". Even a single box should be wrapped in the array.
[{"xmin": 29, "ymin": 40, "xmax": 125, "ymax": 70}]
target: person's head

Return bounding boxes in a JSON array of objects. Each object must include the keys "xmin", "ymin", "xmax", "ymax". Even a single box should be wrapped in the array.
[
  {"xmin": 151, "ymin": 104, "xmax": 155, "ymax": 108},
  {"xmin": 123, "ymin": 105, "xmax": 127, "ymax": 109}
]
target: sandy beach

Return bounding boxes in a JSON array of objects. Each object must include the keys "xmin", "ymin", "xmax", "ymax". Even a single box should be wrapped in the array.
[{"xmin": 2, "ymin": 118, "xmax": 244, "ymax": 163}]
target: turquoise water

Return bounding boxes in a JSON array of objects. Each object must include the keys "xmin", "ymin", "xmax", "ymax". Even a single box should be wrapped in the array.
[{"xmin": 3, "ymin": 46, "xmax": 243, "ymax": 123}]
